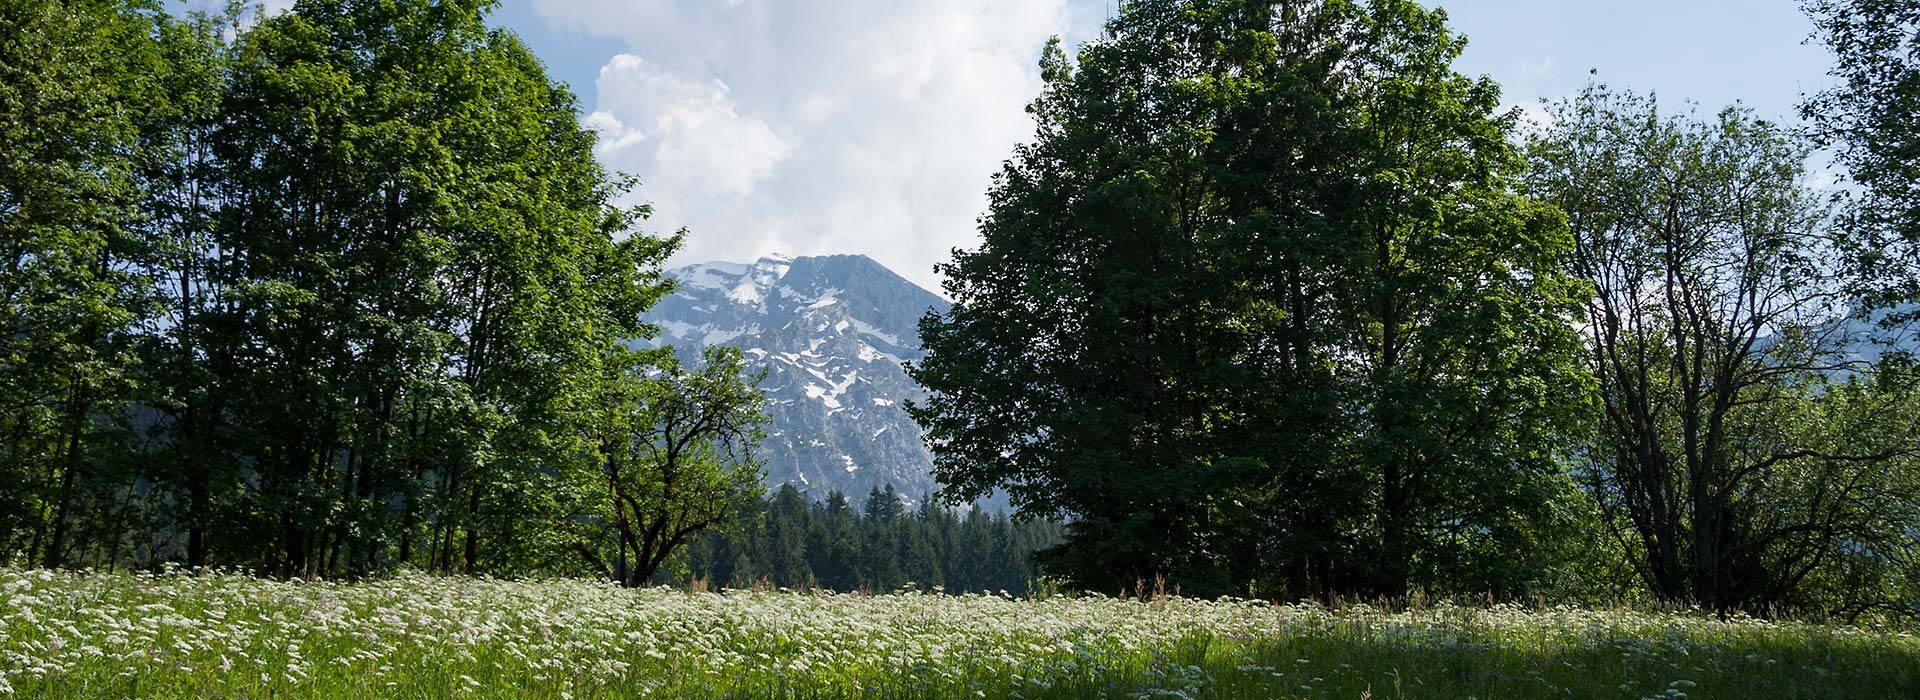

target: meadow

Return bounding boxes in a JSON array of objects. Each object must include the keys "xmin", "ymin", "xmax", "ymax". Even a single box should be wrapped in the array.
[{"xmin": 1, "ymin": 568, "xmax": 1915, "ymax": 700}]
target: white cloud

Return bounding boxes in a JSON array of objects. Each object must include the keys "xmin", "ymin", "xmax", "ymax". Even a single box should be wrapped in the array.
[
  {"xmin": 1517, "ymin": 59, "xmax": 1555, "ymax": 81},
  {"xmin": 1503, "ymin": 100, "xmax": 1558, "ymax": 137},
  {"xmin": 535, "ymin": 0, "xmax": 1094, "ymax": 292},
  {"xmin": 1803, "ymin": 155, "xmax": 1845, "ymax": 192},
  {"xmin": 588, "ymin": 55, "xmax": 790, "ymax": 199}
]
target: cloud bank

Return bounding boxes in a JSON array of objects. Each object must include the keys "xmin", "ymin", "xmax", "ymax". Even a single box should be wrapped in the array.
[{"xmin": 532, "ymin": 0, "xmax": 1100, "ymax": 292}]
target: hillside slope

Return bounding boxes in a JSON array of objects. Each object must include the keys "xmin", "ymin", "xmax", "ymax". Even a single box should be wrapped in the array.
[{"xmin": 642, "ymin": 254, "xmax": 950, "ymax": 502}]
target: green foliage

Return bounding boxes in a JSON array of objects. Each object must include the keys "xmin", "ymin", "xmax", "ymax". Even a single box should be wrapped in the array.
[
  {"xmin": 0, "ymin": 0, "xmax": 175, "ymax": 569},
  {"xmin": 911, "ymin": 0, "xmax": 1589, "ymax": 600},
  {"xmin": 0, "ymin": 0, "xmax": 720, "ymax": 581},
  {"xmin": 188, "ymin": 0, "xmax": 682, "ymax": 577},
  {"xmin": 568, "ymin": 345, "xmax": 770, "ymax": 586},
  {"xmin": 1525, "ymin": 85, "xmax": 1920, "ymax": 613},
  {"xmin": 1802, "ymin": 0, "xmax": 1920, "ymax": 309},
  {"xmin": 4, "ymin": 0, "xmax": 1917, "ymax": 626}
]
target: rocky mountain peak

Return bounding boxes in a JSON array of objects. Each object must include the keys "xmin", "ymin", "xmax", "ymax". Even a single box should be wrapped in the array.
[{"xmin": 642, "ymin": 254, "xmax": 948, "ymax": 504}]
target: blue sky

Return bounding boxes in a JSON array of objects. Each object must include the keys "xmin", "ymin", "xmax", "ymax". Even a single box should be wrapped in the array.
[
  {"xmin": 1438, "ymin": 0, "xmax": 1832, "ymax": 124},
  {"xmin": 503, "ymin": 1, "xmax": 1834, "ymax": 120},
  {"xmin": 276, "ymin": 0, "xmax": 1846, "ymax": 291}
]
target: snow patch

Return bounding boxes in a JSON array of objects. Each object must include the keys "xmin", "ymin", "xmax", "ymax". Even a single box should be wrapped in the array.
[
  {"xmin": 802, "ymin": 383, "xmax": 841, "ymax": 409},
  {"xmin": 678, "ymin": 262, "xmax": 746, "ymax": 290},
  {"xmin": 857, "ymin": 344, "xmax": 904, "ymax": 365},
  {"xmin": 802, "ymin": 370, "xmax": 859, "ymax": 410},
  {"xmin": 850, "ymin": 317, "xmax": 906, "ymax": 346},
  {"xmin": 727, "ymin": 279, "xmax": 763, "ymax": 305},
  {"xmin": 807, "ymin": 288, "xmax": 843, "ymax": 309},
  {"xmin": 702, "ymin": 325, "xmax": 756, "ymax": 345},
  {"xmin": 660, "ymin": 319, "xmax": 700, "ymax": 340}
]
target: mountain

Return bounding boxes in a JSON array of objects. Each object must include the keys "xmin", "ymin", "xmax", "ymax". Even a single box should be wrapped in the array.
[
  {"xmin": 641, "ymin": 254, "xmax": 950, "ymax": 504},
  {"xmin": 1830, "ymin": 303, "xmax": 1920, "ymax": 367}
]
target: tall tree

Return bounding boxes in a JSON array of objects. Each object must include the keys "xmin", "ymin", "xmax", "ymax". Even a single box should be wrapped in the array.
[
  {"xmin": 0, "ymin": 0, "xmax": 172, "ymax": 568},
  {"xmin": 765, "ymin": 484, "xmax": 814, "ymax": 585},
  {"xmin": 130, "ymin": 5, "xmax": 240, "ymax": 573},
  {"xmin": 186, "ymin": 0, "xmax": 677, "ymax": 577},
  {"xmin": 0, "ymin": 0, "xmax": 693, "ymax": 578},
  {"xmin": 1526, "ymin": 85, "xmax": 1920, "ymax": 611},
  {"xmin": 911, "ymin": 0, "xmax": 1586, "ymax": 599},
  {"xmin": 1329, "ymin": 2, "xmax": 1590, "ymax": 598},
  {"xmin": 574, "ymin": 346, "xmax": 768, "ymax": 587},
  {"xmin": 1802, "ymin": 0, "xmax": 1920, "ymax": 310},
  {"xmin": 813, "ymin": 490, "xmax": 860, "ymax": 590}
]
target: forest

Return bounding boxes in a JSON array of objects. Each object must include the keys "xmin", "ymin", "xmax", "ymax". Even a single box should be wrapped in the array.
[
  {"xmin": 0, "ymin": 0, "xmax": 772, "ymax": 587},
  {"xmin": 675, "ymin": 485, "xmax": 1063, "ymax": 595},
  {"xmin": 3, "ymin": 0, "xmax": 1919, "ymax": 622},
  {"xmin": 910, "ymin": 0, "xmax": 1920, "ymax": 617}
]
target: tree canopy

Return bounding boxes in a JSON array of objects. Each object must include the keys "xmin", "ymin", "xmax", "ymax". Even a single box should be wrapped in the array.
[
  {"xmin": 0, "ymin": 0, "xmax": 766, "ymax": 585},
  {"xmin": 1804, "ymin": 0, "xmax": 1920, "ymax": 310},
  {"xmin": 1526, "ymin": 85, "xmax": 1920, "ymax": 613},
  {"xmin": 912, "ymin": 0, "xmax": 1589, "ymax": 600}
]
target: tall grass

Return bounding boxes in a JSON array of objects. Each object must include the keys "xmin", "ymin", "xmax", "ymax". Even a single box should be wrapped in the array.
[{"xmin": 2, "ymin": 568, "xmax": 1914, "ymax": 699}]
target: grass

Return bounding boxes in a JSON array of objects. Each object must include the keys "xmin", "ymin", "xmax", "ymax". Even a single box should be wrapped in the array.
[{"xmin": 2, "ymin": 567, "xmax": 1915, "ymax": 699}]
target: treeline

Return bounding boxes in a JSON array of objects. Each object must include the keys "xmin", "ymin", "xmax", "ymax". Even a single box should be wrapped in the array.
[
  {"xmin": 669, "ymin": 485, "xmax": 1063, "ymax": 595},
  {"xmin": 912, "ymin": 0, "xmax": 1920, "ymax": 617},
  {"xmin": 9, "ymin": 0, "xmax": 1920, "ymax": 619},
  {"xmin": 1, "ymin": 0, "xmax": 767, "ymax": 584}
]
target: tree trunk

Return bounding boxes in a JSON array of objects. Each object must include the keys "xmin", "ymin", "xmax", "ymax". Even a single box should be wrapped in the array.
[
  {"xmin": 187, "ymin": 468, "xmax": 209, "ymax": 568},
  {"xmin": 463, "ymin": 479, "xmax": 481, "ymax": 575},
  {"xmin": 43, "ymin": 389, "xmax": 88, "ymax": 569}
]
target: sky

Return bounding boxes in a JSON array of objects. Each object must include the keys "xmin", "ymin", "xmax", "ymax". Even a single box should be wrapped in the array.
[{"xmin": 265, "ymin": 0, "xmax": 1846, "ymax": 293}]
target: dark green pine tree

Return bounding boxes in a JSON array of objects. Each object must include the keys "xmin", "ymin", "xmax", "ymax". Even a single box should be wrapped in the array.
[
  {"xmin": 735, "ymin": 496, "xmax": 773, "ymax": 588},
  {"xmin": 858, "ymin": 486, "xmax": 904, "ymax": 590},
  {"xmin": 812, "ymin": 491, "xmax": 860, "ymax": 590},
  {"xmin": 900, "ymin": 500, "xmax": 944, "ymax": 590},
  {"xmin": 863, "ymin": 485, "xmax": 906, "ymax": 521},
  {"xmin": 766, "ymin": 485, "xmax": 814, "ymax": 587},
  {"xmin": 918, "ymin": 496, "xmax": 958, "ymax": 590},
  {"xmin": 952, "ymin": 504, "xmax": 994, "ymax": 593},
  {"xmin": 675, "ymin": 489, "xmax": 1063, "ymax": 596}
]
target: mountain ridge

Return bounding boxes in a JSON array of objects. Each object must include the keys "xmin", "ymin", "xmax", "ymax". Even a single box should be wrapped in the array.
[{"xmin": 641, "ymin": 253, "xmax": 949, "ymax": 504}]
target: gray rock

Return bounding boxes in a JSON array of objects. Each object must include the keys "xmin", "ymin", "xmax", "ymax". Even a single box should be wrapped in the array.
[{"xmin": 641, "ymin": 254, "xmax": 949, "ymax": 505}]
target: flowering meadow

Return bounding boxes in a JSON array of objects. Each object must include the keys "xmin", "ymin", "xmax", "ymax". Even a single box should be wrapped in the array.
[{"xmin": 1, "ymin": 568, "xmax": 1915, "ymax": 699}]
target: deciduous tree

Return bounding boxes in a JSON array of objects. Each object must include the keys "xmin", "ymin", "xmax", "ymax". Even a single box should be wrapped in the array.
[
  {"xmin": 912, "ymin": 0, "xmax": 1588, "ymax": 599},
  {"xmin": 1526, "ymin": 85, "xmax": 1920, "ymax": 611},
  {"xmin": 575, "ymin": 346, "xmax": 768, "ymax": 587}
]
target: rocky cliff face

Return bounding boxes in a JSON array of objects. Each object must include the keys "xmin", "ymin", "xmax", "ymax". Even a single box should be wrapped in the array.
[{"xmin": 641, "ymin": 254, "xmax": 949, "ymax": 503}]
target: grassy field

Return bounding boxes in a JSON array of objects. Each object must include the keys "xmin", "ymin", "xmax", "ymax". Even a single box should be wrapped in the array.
[{"xmin": 1, "ymin": 568, "xmax": 1915, "ymax": 699}]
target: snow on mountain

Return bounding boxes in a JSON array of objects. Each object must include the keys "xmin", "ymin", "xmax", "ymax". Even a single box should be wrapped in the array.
[{"xmin": 641, "ymin": 254, "xmax": 950, "ymax": 503}]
